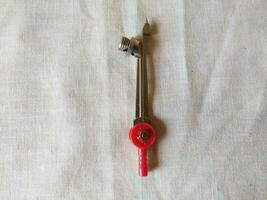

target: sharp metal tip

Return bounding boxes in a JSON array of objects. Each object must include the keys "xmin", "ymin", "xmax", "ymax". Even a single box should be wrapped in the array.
[{"xmin": 143, "ymin": 17, "xmax": 151, "ymax": 35}]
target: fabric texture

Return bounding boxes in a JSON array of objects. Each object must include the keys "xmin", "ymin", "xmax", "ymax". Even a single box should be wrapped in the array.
[{"xmin": 0, "ymin": 0, "xmax": 266, "ymax": 199}]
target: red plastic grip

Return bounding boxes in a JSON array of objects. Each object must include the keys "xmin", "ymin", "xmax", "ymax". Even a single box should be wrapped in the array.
[
  {"xmin": 138, "ymin": 148, "xmax": 147, "ymax": 176},
  {"xmin": 129, "ymin": 122, "xmax": 156, "ymax": 176}
]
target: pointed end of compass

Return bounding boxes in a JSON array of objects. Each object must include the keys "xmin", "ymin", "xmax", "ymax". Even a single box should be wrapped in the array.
[{"xmin": 143, "ymin": 17, "xmax": 151, "ymax": 35}]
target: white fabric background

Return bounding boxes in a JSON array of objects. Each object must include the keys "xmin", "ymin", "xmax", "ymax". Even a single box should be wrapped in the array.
[{"xmin": 0, "ymin": 0, "xmax": 266, "ymax": 199}]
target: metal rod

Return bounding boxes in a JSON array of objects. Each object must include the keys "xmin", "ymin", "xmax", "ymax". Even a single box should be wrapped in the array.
[
  {"xmin": 135, "ymin": 54, "xmax": 148, "ymax": 121},
  {"xmin": 134, "ymin": 20, "xmax": 151, "ymax": 124},
  {"xmin": 135, "ymin": 52, "xmax": 149, "ymax": 124}
]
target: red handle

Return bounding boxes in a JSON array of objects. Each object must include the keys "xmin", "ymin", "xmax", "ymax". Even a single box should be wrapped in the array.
[
  {"xmin": 138, "ymin": 148, "xmax": 147, "ymax": 176},
  {"xmin": 129, "ymin": 122, "xmax": 156, "ymax": 176}
]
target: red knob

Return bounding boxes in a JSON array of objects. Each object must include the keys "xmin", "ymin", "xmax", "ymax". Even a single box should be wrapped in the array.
[{"xmin": 129, "ymin": 122, "xmax": 156, "ymax": 176}]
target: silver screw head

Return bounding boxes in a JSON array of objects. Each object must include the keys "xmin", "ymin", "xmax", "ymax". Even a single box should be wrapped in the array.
[{"xmin": 119, "ymin": 37, "xmax": 141, "ymax": 58}]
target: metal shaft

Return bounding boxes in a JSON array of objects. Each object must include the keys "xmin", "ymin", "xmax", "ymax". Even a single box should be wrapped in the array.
[
  {"xmin": 134, "ymin": 20, "xmax": 151, "ymax": 124},
  {"xmin": 135, "ymin": 54, "xmax": 148, "ymax": 123}
]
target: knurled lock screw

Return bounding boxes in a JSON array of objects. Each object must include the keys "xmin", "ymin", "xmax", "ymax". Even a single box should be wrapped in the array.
[{"xmin": 118, "ymin": 37, "xmax": 141, "ymax": 58}]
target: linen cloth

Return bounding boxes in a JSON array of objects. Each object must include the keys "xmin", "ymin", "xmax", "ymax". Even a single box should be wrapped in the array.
[{"xmin": 0, "ymin": 0, "xmax": 266, "ymax": 199}]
